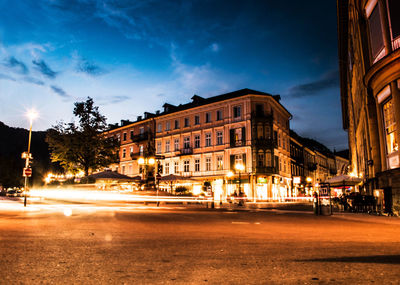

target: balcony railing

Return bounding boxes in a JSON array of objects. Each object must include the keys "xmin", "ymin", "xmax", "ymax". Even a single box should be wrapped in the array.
[
  {"xmin": 131, "ymin": 132, "xmax": 151, "ymax": 142},
  {"xmin": 252, "ymin": 138, "xmax": 274, "ymax": 148},
  {"xmin": 251, "ymin": 111, "xmax": 273, "ymax": 121},
  {"xmin": 178, "ymin": 147, "xmax": 193, "ymax": 155},
  {"xmin": 253, "ymin": 166, "xmax": 277, "ymax": 174},
  {"xmin": 230, "ymin": 140, "xmax": 246, "ymax": 147}
]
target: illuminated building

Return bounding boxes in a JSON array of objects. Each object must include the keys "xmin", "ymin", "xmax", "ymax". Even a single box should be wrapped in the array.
[{"xmin": 337, "ymin": 0, "xmax": 400, "ymax": 212}]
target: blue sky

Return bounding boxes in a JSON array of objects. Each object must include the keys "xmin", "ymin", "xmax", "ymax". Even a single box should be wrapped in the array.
[{"xmin": 0, "ymin": 0, "xmax": 347, "ymax": 150}]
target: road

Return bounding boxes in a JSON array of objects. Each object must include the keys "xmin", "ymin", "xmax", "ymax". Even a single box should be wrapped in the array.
[{"xmin": 0, "ymin": 197, "xmax": 400, "ymax": 284}]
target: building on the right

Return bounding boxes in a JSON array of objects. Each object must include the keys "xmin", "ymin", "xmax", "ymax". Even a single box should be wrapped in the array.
[{"xmin": 337, "ymin": 0, "xmax": 400, "ymax": 212}]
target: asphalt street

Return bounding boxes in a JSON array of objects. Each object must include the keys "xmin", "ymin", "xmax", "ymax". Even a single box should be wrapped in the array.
[{"xmin": 0, "ymin": 197, "xmax": 400, "ymax": 284}]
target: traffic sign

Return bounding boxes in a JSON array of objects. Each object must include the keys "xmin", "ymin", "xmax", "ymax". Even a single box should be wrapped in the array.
[{"xmin": 23, "ymin": 167, "xmax": 32, "ymax": 177}]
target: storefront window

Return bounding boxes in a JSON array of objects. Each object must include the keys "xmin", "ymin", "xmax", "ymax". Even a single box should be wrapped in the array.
[{"xmin": 383, "ymin": 98, "xmax": 398, "ymax": 154}]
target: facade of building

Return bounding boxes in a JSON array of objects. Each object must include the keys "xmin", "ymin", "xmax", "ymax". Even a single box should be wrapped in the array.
[
  {"xmin": 337, "ymin": 0, "xmax": 400, "ymax": 212},
  {"xmin": 154, "ymin": 89, "xmax": 292, "ymax": 201}
]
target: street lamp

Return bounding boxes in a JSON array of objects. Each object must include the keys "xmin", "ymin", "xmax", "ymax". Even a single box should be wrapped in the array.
[
  {"xmin": 235, "ymin": 163, "xmax": 245, "ymax": 206},
  {"xmin": 23, "ymin": 109, "xmax": 38, "ymax": 207}
]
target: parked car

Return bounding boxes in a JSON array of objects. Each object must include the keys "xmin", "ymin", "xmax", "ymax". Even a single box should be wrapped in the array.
[{"xmin": 6, "ymin": 188, "xmax": 17, "ymax": 197}]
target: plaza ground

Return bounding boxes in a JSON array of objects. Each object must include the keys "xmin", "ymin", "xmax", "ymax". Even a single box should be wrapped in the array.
[{"xmin": 0, "ymin": 197, "xmax": 399, "ymax": 284}]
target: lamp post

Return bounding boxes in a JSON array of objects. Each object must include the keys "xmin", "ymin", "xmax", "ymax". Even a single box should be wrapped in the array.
[
  {"xmin": 235, "ymin": 163, "xmax": 245, "ymax": 206},
  {"xmin": 23, "ymin": 109, "xmax": 38, "ymax": 207},
  {"xmin": 138, "ymin": 156, "xmax": 156, "ymax": 204}
]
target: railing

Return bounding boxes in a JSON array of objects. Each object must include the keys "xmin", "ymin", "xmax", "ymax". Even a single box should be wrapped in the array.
[
  {"xmin": 230, "ymin": 140, "xmax": 246, "ymax": 147},
  {"xmin": 178, "ymin": 147, "xmax": 193, "ymax": 155},
  {"xmin": 251, "ymin": 111, "xmax": 273, "ymax": 121},
  {"xmin": 252, "ymin": 138, "xmax": 274, "ymax": 148},
  {"xmin": 131, "ymin": 132, "xmax": 150, "ymax": 142},
  {"xmin": 253, "ymin": 166, "xmax": 277, "ymax": 174}
]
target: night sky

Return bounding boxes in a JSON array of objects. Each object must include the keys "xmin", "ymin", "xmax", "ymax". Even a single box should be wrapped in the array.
[{"xmin": 0, "ymin": 0, "xmax": 347, "ymax": 150}]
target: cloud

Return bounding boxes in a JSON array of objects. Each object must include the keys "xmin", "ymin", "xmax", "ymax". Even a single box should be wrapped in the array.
[
  {"xmin": 288, "ymin": 70, "xmax": 339, "ymax": 98},
  {"xmin": 0, "ymin": 73, "xmax": 16, "ymax": 81},
  {"xmin": 77, "ymin": 59, "xmax": 106, "ymax": 76},
  {"xmin": 50, "ymin": 85, "xmax": 70, "ymax": 98},
  {"xmin": 23, "ymin": 76, "xmax": 45, "ymax": 86},
  {"xmin": 4, "ymin": 56, "xmax": 29, "ymax": 74},
  {"xmin": 98, "ymin": 95, "xmax": 131, "ymax": 105},
  {"xmin": 32, "ymin": 59, "xmax": 58, "ymax": 79}
]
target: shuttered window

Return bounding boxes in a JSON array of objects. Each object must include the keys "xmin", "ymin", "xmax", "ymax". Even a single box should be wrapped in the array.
[{"xmin": 368, "ymin": 4, "xmax": 385, "ymax": 60}]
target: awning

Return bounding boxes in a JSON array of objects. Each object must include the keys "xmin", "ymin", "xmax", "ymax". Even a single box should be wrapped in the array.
[{"xmin": 326, "ymin": 175, "xmax": 362, "ymax": 187}]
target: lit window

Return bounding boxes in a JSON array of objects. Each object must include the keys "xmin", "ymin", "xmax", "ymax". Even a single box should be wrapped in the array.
[
  {"xmin": 165, "ymin": 162, "xmax": 170, "ymax": 174},
  {"xmin": 383, "ymin": 98, "xmax": 398, "ymax": 154},
  {"xmin": 216, "ymin": 155, "xmax": 223, "ymax": 170}
]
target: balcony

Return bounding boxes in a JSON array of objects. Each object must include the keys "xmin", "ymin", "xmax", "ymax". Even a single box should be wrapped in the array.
[
  {"xmin": 131, "ymin": 132, "xmax": 150, "ymax": 142},
  {"xmin": 252, "ymin": 138, "xmax": 274, "ymax": 148},
  {"xmin": 230, "ymin": 140, "xmax": 246, "ymax": 148},
  {"xmin": 178, "ymin": 147, "xmax": 193, "ymax": 156},
  {"xmin": 251, "ymin": 111, "xmax": 273, "ymax": 122},
  {"xmin": 253, "ymin": 166, "xmax": 277, "ymax": 174},
  {"xmin": 308, "ymin": 163, "xmax": 317, "ymax": 171}
]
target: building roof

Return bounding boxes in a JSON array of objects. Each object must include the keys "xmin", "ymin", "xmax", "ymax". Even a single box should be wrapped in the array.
[
  {"xmin": 107, "ymin": 88, "xmax": 292, "ymax": 131},
  {"xmin": 159, "ymin": 88, "xmax": 291, "ymax": 117}
]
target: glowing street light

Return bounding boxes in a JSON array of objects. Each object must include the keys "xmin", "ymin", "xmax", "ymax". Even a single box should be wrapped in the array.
[{"xmin": 23, "ymin": 109, "xmax": 38, "ymax": 207}]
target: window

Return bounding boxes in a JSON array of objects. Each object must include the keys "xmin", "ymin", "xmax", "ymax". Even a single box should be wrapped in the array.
[
  {"xmin": 183, "ymin": 160, "xmax": 190, "ymax": 173},
  {"xmin": 279, "ymin": 157, "xmax": 282, "ymax": 171},
  {"xmin": 205, "ymin": 112, "xmax": 211, "ymax": 123},
  {"xmin": 194, "ymin": 135, "xmax": 200, "ymax": 148},
  {"xmin": 130, "ymin": 130, "xmax": 134, "ymax": 139},
  {"xmin": 283, "ymin": 134, "xmax": 286, "ymax": 150},
  {"xmin": 235, "ymin": 154, "xmax": 243, "ymax": 165},
  {"xmin": 257, "ymin": 125, "xmax": 263, "ymax": 139},
  {"xmin": 233, "ymin": 106, "xmax": 241, "ymax": 118},
  {"xmin": 265, "ymin": 126, "xmax": 270, "ymax": 139},
  {"xmin": 165, "ymin": 162, "xmax": 170, "ymax": 175},
  {"xmin": 174, "ymin": 161, "xmax": 179, "ymax": 174},
  {"xmin": 174, "ymin": 120, "xmax": 180, "ymax": 129},
  {"xmin": 140, "ymin": 127, "xmax": 144, "ymax": 134},
  {"xmin": 166, "ymin": 121, "xmax": 171, "ymax": 131},
  {"xmin": 216, "ymin": 155, "xmax": 223, "ymax": 170},
  {"xmin": 157, "ymin": 123, "xmax": 162, "ymax": 133},
  {"xmin": 284, "ymin": 159, "xmax": 287, "ymax": 173},
  {"xmin": 266, "ymin": 151, "xmax": 272, "ymax": 166},
  {"xmin": 122, "ymin": 165, "xmax": 125, "ymax": 174},
  {"xmin": 383, "ymin": 98, "xmax": 398, "ymax": 155},
  {"xmin": 165, "ymin": 140, "xmax": 170, "ymax": 152},
  {"xmin": 183, "ymin": 136, "xmax": 190, "ymax": 149},
  {"xmin": 205, "ymin": 133, "xmax": 212, "ymax": 147},
  {"xmin": 368, "ymin": 3, "xmax": 385, "ymax": 61},
  {"xmin": 230, "ymin": 127, "xmax": 245, "ymax": 147},
  {"xmin": 387, "ymin": 0, "xmax": 400, "ymax": 48},
  {"xmin": 216, "ymin": 110, "xmax": 222, "ymax": 121},
  {"xmin": 174, "ymin": 138, "xmax": 180, "ymax": 151},
  {"xmin": 257, "ymin": 152, "xmax": 264, "ymax": 167},
  {"xmin": 256, "ymin": 104, "xmax": 264, "ymax": 116},
  {"xmin": 194, "ymin": 115, "xmax": 200, "ymax": 125},
  {"xmin": 194, "ymin": 159, "xmax": 200, "ymax": 172},
  {"xmin": 139, "ymin": 145, "xmax": 144, "ymax": 155},
  {"xmin": 116, "ymin": 134, "xmax": 120, "ymax": 141},
  {"xmin": 184, "ymin": 117, "xmax": 190, "ymax": 127},
  {"xmin": 123, "ymin": 132, "xmax": 127, "ymax": 141},
  {"xmin": 205, "ymin": 157, "xmax": 211, "ymax": 171},
  {"xmin": 156, "ymin": 142, "xmax": 161, "ymax": 154},
  {"xmin": 129, "ymin": 146, "xmax": 133, "ymax": 155},
  {"xmin": 278, "ymin": 132, "xmax": 282, "ymax": 148},
  {"xmin": 122, "ymin": 148, "xmax": 126, "ymax": 158},
  {"xmin": 216, "ymin": 131, "xmax": 223, "ymax": 145}
]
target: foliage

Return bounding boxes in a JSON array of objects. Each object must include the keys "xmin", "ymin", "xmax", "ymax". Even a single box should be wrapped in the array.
[{"xmin": 46, "ymin": 97, "xmax": 120, "ymax": 176}]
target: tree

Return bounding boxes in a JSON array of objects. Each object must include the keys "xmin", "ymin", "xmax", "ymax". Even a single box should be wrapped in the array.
[{"xmin": 46, "ymin": 97, "xmax": 119, "ymax": 176}]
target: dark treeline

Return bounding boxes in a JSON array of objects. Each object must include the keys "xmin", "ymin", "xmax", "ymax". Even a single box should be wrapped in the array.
[{"xmin": 0, "ymin": 121, "xmax": 60, "ymax": 188}]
